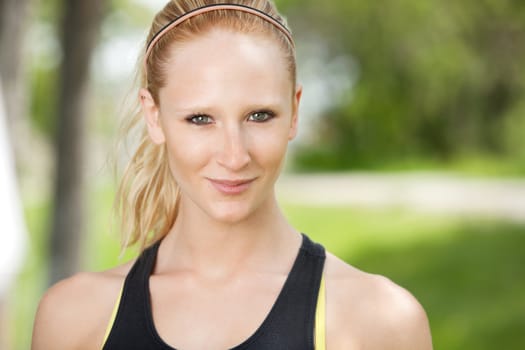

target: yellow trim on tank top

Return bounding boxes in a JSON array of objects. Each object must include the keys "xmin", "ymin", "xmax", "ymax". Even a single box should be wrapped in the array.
[
  {"xmin": 101, "ymin": 284, "xmax": 123, "ymax": 347},
  {"xmin": 101, "ymin": 272, "xmax": 327, "ymax": 349},
  {"xmin": 314, "ymin": 273, "xmax": 327, "ymax": 350}
]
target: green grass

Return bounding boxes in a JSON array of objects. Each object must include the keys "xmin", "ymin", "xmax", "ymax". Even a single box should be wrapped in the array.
[
  {"xmin": 11, "ymin": 189, "xmax": 525, "ymax": 349},
  {"xmin": 325, "ymin": 153, "xmax": 525, "ymax": 178}
]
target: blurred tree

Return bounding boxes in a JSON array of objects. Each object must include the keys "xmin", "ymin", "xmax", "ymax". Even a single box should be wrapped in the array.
[
  {"xmin": 279, "ymin": 0, "xmax": 525, "ymax": 170},
  {"xmin": 49, "ymin": 0, "xmax": 107, "ymax": 284},
  {"xmin": 28, "ymin": 0, "xmax": 61, "ymax": 138},
  {"xmin": 0, "ymin": 0, "xmax": 33, "ymax": 169}
]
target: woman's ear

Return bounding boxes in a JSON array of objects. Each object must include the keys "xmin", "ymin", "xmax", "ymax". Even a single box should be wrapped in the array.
[
  {"xmin": 288, "ymin": 84, "xmax": 303, "ymax": 141},
  {"xmin": 140, "ymin": 88, "xmax": 165, "ymax": 144}
]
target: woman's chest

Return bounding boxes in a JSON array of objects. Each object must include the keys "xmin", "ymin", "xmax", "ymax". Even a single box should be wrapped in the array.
[{"xmin": 148, "ymin": 272, "xmax": 288, "ymax": 349}]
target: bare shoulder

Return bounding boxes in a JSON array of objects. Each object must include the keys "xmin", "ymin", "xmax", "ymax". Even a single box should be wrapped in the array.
[
  {"xmin": 324, "ymin": 252, "xmax": 433, "ymax": 350},
  {"xmin": 31, "ymin": 261, "xmax": 133, "ymax": 350}
]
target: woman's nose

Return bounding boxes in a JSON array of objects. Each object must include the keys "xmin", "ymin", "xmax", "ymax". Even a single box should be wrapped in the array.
[{"xmin": 216, "ymin": 124, "xmax": 251, "ymax": 171}]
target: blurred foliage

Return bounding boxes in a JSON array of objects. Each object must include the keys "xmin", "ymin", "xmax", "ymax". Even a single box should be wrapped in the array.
[
  {"xmin": 276, "ymin": 0, "xmax": 525, "ymax": 171},
  {"xmin": 28, "ymin": 0, "xmax": 60, "ymax": 137}
]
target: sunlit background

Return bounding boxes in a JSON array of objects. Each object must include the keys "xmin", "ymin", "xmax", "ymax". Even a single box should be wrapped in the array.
[{"xmin": 1, "ymin": 0, "xmax": 524, "ymax": 349}]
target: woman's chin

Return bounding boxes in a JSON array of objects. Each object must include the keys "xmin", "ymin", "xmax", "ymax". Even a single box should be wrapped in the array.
[{"xmin": 205, "ymin": 202, "xmax": 257, "ymax": 224}]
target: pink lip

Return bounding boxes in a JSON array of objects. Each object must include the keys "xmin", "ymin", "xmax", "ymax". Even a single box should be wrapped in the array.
[{"xmin": 207, "ymin": 178, "xmax": 256, "ymax": 195}]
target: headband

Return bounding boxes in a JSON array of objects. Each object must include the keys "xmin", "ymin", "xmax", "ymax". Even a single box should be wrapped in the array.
[{"xmin": 144, "ymin": 3, "xmax": 294, "ymax": 65}]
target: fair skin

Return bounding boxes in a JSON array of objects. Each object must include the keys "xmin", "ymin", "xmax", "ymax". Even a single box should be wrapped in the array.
[{"xmin": 32, "ymin": 28, "xmax": 432, "ymax": 350}]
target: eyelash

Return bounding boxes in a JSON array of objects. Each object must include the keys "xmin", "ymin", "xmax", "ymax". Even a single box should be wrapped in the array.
[
  {"xmin": 248, "ymin": 110, "xmax": 276, "ymax": 122},
  {"xmin": 185, "ymin": 110, "xmax": 276, "ymax": 125},
  {"xmin": 186, "ymin": 114, "xmax": 212, "ymax": 125}
]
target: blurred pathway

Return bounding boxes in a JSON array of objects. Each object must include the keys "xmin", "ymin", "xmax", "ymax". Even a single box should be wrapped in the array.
[{"xmin": 276, "ymin": 172, "xmax": 525, "ymax": 222}]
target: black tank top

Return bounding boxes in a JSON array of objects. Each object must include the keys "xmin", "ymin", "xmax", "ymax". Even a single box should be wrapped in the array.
[{"xmin": 102, "ymin": 233, "xmax": 326, "ymax": 349}]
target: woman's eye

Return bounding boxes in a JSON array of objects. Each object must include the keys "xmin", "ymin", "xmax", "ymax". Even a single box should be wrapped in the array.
[
  {"xmin": 187, "ymin": 114, "xmax": 213, "ymax": 125},
  {"xmin": 248, "ymin": 111, "xmax": 275, "ymax": 122}
]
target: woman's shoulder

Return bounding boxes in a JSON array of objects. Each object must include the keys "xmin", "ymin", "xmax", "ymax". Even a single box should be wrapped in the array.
[
  {"xmin": 324, "ymin": 252, "xmax": 433, "ymax": 350},
  {"xmin": 31, "ymin": 260, "xmax": 134, "ymax": 350}
]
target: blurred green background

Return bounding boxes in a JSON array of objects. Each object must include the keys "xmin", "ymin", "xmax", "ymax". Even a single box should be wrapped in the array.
[{"xmin": 2, "ymin": 0, "xmax": 525, "ymax": 349}]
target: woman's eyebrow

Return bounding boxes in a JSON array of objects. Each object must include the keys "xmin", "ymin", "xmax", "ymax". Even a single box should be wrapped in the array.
[
  {"xmin": 161, "ymin": 104, "xmax": 216, "ymax": 115},
  {"xmin": 163, "ymin": 101, "xmax": 284, "ymax": 114}
]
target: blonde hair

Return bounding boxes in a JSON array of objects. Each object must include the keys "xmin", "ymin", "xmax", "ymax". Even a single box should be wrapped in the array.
[{"xmin": 115, "ymin": 0, "xmax": 296, "ymax": 252}]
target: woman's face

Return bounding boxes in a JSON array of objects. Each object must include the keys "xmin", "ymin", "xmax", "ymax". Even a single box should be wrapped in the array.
[{"xmin": 142, "ymin": 28, "xmax": 301, "ymax": 223}]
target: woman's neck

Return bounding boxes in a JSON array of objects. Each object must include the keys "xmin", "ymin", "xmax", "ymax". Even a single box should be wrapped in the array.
[{"xmin": 155, "ymin": 194, "xmax": 300, "ymax": 279}]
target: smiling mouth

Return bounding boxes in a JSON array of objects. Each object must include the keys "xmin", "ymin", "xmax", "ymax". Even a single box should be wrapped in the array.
[{"xmin": 207, "ymin": 178, "xmax": 257, "ymax": 195}]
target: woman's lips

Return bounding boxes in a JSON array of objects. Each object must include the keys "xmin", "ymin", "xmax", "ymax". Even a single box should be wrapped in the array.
[{"xmin": 207, "ymin": 178, "xmax": 256, "ymax": 195}]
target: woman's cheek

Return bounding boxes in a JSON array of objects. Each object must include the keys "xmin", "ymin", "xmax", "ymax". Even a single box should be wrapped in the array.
[
  {"xmin": 164, "ymin": 129, "xmax": 211, "ymax": 176},
  {"xmin": 248, "ymin": 126, "xmax": 290, "ymax": 166}
]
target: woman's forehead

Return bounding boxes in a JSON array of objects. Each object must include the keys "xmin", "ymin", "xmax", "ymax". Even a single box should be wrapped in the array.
[{"xmin": 159, "ymin": 29, "xmax": 292, "ymax": 100}]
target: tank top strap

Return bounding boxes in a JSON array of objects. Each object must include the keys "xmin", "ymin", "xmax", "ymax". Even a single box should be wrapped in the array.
[
  {"xmin": 102, "ymin": 241, "xmax": 161, "ymax": 349},
  {"xmin": 290, "ymin": 233, "xmax": 326, "ymax": 345},
  {"xmin": 300, "ymin": 232, "xmax": 326, "ymax": 258},
  {"xmin": 233, "ymin": 233, "xmax": 325, "ymax": 349},
  {"xmin": 120, "ymin": 240, "xmax": 160, "ymax": 307}
]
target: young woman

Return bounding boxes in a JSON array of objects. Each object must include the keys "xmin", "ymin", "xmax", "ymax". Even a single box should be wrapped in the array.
[{"xmin": 32, "ymin": 1, "xmax": 433, "ymax": 349}]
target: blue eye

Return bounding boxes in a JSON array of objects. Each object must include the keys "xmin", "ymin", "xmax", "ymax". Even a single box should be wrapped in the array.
[
  {"xmin": 248, "ymin": 111, "xmax": 275, "ymax": 122},
  {"xmin": 187, "ymin": 114, "xmax": 213, "ymax": 125}
]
